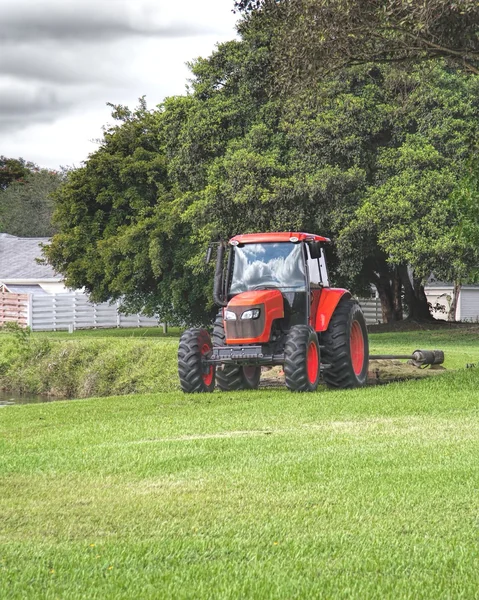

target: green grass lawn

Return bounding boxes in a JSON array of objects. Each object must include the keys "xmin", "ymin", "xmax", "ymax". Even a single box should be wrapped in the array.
[
  {"xmin": 2, "ymin": 327, "xmax": 479, "ymax": 598},
  {"xmin": 369, "ymin": 327, "xmax": 479, "ymax": 370}
]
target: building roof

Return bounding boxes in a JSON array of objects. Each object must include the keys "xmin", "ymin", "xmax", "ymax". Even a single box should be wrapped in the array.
[
  {"xmin": 0, "ymin": 233, "xmax": 60, "ymax": 280},
  {"xmin": 5, "ymin": 284, "xmax": 49, "ymax": 295}
]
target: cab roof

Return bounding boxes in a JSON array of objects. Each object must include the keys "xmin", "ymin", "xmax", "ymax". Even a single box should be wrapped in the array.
[{"xmin": 229, "ymin": 232, "xmax": 331, "ymax": 245}]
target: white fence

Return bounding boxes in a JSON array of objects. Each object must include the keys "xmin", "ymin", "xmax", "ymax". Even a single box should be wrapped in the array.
[
  {"xmin": 2, "ymin": 291, "xmax": 382, "ymax": 331},
  {"xmin": 357, "ymin": 297, "xmax": 383, "ymax": 325},
  {"xmin": 29, "ymin": 293, "xmax": 164, "ymax": 331}
]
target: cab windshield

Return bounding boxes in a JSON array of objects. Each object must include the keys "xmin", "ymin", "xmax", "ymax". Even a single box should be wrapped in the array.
[{"xmin": 229, "ymin": 242, "xmax": 306, "ymax": 294}]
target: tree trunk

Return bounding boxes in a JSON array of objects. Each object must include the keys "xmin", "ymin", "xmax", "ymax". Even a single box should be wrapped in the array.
[
  {"xmin": 371, "ymin": 272, "xmax": 397, "ymax": 323},
  {"xmin": 447, "ymin": 280, "xmax": 461, "ymax": 321},
  {"xmin": 399, "ymin": 265, "xmax": 434, "ymax": 321}
]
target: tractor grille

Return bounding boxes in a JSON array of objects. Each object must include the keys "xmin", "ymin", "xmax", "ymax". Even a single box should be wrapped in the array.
[{"xmin": 225, "ymin": 304, "xmax": 265, "ymax": 342}]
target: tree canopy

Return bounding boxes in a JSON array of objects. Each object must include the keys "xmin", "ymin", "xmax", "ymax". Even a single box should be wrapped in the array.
[
  {"xmin": 0, "ymin": 169, "xmax": 64, "ymax": 237},
  {"xmin": 44, "ymin": 6, "xmax": 479, "ymax": 324},
  {"xmin": 235, "ymin": 0, "xmax": 479, "ymax": 86},
  {"xmin": 0, "ymin": 156, "xmax": 36, "ymax": 190}
]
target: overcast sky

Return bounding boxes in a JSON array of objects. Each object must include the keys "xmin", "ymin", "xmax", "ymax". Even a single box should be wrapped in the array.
[{"xmin": 1, "ymin": 0, "xmax": 239, "ymax": 169}]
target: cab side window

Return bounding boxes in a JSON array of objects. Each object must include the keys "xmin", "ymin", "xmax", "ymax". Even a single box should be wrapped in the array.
[{"xmin": 306, "ymin": 246, "xmax": 322, "ymax": 287}]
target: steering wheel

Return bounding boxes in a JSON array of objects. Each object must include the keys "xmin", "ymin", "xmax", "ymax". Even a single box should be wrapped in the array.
[{"xmin": 250, "ymin": 284, "xmax": 280, "ymax": 290}]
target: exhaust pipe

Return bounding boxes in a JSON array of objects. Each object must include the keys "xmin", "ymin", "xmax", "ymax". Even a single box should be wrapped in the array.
[{"xmin": 213, "ymin": 242, "xmax": 227, "ymax": 307}]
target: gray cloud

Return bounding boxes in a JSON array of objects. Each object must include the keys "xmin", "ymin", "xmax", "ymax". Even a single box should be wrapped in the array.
[
  {"xmin": 0, "ymin": 0, "xmax": 237, "ymax": 164},
  {"xmin": 0, "ymin": 44, "xmax": 128, "ymax": 85},
  {"xmin": 0, "ymin": 0, "xmax": 223, "ymax": 129},
  {"xmin": 0, "ymin": 88, "xmax": 74, "ymax": 132},
  {"xmin": 0, "ymin": 1, "xmax": 213, "ymax": 43}
]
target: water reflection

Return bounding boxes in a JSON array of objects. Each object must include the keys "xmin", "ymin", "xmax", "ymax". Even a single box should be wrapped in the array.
[{"xmin": 0, "ymin": 391, "xmax": 61, "ymax": 406}]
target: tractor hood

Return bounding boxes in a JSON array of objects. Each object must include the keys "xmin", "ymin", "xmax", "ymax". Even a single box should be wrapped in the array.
[{"xmin": 224, "ymin": 289, "xmax": 284, "ymax": 345}]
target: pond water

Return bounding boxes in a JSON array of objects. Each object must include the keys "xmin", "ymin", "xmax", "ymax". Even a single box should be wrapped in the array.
[{"xmin": 0, "ymin": 391, "xmax": 62, "ymax": 406}]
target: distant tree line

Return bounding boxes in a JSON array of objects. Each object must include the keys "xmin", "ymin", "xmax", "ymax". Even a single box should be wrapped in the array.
[{"xmin": 42, "ymin": 2, "xmax": 479, "ymax": 325}]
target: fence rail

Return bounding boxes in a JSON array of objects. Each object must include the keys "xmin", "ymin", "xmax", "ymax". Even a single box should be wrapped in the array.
[
  {"xmin": 30, "ymin": 293, "xmax": 163, "ymax": 331},
  {"xmin": 357, "ymin": 297, "xmax": 383, "ymax": 325},
  {"xmin": 0, "ymin": 292, "xmax": 29, "ymax": 327}
]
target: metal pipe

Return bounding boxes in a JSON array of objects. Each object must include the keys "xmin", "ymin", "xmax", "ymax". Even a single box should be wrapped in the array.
[
  {"xmin": 369, "ymin": 354, "xmax": 413, "ymax": 360},
  {"xmin": 369, "ymin": 350, "xmax": 444, "ymax": 367}
]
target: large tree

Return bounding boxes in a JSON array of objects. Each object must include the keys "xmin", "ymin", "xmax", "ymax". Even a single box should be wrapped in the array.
[
  {"xmin": 43, "ymin": 100, "xmax": 221, "ymax": 325},
  {"xmin": 235, "ymin": 0, "xmax": 479, "ymax": 86},
  {"xmin": 44, "ymin": 20, "xmax": 479, "ymax": 325}
]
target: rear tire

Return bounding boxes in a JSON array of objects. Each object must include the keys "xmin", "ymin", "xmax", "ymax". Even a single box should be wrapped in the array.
[
  {"xmin": 212, "ymin": 313, "xmax": 261, "ymax": 391},
  {"xmin": 178, "ymin": 328, "xmax": 215, "ymax": 393},
  {"xmin": 284, "ymin": 325, "xmax": 320, "ymax": 392},
  {"xmin": 320, "ymin": 298, "xmax": 369, "ymax": 388}
]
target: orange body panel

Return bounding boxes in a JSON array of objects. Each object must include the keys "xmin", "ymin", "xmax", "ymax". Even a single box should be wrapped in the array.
[
  {"xmin": 313, "ymin": 288, "xmax": 350, "ymax": 332},
  {"xmin": 225, "ymin": 290, "xmax": 284, "ymax": 345},
  {"xmin": 230, "ymin": 232, "xmax": 331, "ymax": 245},
  {"xmin": 309, "ymin": 289, "xmax": 322, "ymax": 328}
]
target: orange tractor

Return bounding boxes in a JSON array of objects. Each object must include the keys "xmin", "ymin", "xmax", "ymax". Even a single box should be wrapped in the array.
[{"xmin": 178, "ymin": 232, "xmax": 369, "ymax": 392}]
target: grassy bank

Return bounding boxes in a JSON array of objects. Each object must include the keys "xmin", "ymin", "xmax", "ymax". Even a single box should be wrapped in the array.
[
  {"xmin": 1, "ymin": 325, "xmax": 479, "ymax": 398},
  {"xmin": 2, "ymin": 368, "xmax": 479, "ymax": 598},
  {"xmin": 0, "ymin": 328, "xmax": 178, "ymax": 397}
]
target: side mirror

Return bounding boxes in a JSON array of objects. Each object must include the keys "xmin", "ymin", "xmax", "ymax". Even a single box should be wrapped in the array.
[
  {"xmin": 309, "ymin": 241, "xmax": 321, "ymax": 259},
  {"xmin": 205, "ymin": 246, "xmax": 213, "ymax": 264}
]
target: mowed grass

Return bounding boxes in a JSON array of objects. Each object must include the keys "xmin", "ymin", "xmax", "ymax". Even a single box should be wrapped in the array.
[
  {"xmin": 2, "ymin": 340, "xmax": 479, "ymax": 599},
  {"xmin": 369, "ymin": 326, "xmax": 479, "ymax": 370}
]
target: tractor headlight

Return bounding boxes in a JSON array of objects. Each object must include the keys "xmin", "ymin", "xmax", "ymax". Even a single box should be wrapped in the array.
[
  {"xmin": 241, "ymin": 308, "xmax": 260, "ymax": 320},
  {"xmin": 224, "ymin": 310, "xmax": 236, "ymax": 320}
]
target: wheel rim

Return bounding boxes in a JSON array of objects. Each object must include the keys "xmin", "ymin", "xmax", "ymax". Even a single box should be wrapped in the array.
[
  {"xmin": 350, "ymin": 321, "xmax": 365, "ymax": 376},
  {"xmin": 307, "ymin": 341, "xmax": 319, "ymax": 384},
  {"xmin": 201, "ymin": 343, "xmax": 214, "ymax": 386}
]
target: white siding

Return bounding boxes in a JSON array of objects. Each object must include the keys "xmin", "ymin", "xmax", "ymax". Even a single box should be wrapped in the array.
[
  {"xmin": 458, "ymin": 288, "xmax": 479, "ymax": 322},
  {"xmin": 357, "ymin": 298, "xmax": 383, "ymax": 325}
]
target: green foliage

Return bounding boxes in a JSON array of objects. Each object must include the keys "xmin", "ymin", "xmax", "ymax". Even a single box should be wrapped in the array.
[
  {"xmin": 44, "ymin": 23, "xmax": 479, "ymax": 325},
  {"xmin": 0, "ymin": 156, "xmax": 36, "ymax": 190},
  {"xmin": 44, "ymin": 100, "xmax": 212, "ymax": 325},
  {"xmin": 0, "ymin": 169, "xmax": 63, "ymax": 237},
  {"xmin": 235, "ymin": 0, "xmax": 479, "ymax": 85}
]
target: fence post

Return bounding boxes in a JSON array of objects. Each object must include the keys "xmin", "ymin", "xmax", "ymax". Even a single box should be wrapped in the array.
[
  {"xmin": 27, "ymin": 294, "xmax": 33, "ymax": 329},
  {"xmin": 73, "ymin": 293, "xmax": 78, "ymax": 331}
]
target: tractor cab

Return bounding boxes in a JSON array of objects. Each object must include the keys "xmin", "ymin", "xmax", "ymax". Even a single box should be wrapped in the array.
[
  {"xmin": 178, "ymin": 232, "xmax": 369, "ymax": 393},
  {"xmin": 222, "ymin": 233, "xmax": 330, "ymax": 342}
]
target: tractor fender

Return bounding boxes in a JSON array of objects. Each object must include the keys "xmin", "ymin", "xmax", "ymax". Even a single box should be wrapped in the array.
[{"xmin": 314, "ymin": 288, "xmax": 351, "ymax": 332}]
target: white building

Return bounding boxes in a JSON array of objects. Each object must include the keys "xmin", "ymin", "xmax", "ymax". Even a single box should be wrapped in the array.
[
  {"xmin": 0, "ymin": 233, "xmax": 67, "ymax": 295},
  {"xmin": 0, "ymin": 233, "xmax": 163, "ymax": 330}
]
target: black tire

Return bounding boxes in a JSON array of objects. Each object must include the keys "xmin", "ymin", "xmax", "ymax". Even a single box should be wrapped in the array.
[
  {"xmin": 178, "ymin": 328, "xmax": 215, "ymax": 393},
  {"xmin": 284, "ymin": 325, "xmax": 320, "ymax": 392},
  {"xmin": 320, "ymin": 298, "xmax": 369, "ymax": 389},
  {"xmin": 212, "ymin": 313, "xmax": 261, "ymax": 391}
]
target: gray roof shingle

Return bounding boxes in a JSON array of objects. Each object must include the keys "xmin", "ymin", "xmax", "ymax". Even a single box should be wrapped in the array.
[{"xmin": 0, "ymin": 233, "xmax": 59, "ymax": 280}]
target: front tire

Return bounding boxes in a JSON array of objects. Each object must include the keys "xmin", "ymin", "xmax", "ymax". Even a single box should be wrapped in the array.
[
  {"xmin": 284, "ymin": 325, "xmax": 320, "ymax": 392},
  {"xmin": 320, "ymin": 298, "xmax": 369, "ymax": 388},
  {"xmin": 212, "ymin": 313, "xmax": 261, "ymax": 391},
  {"xmin": 178, "ymin": 328, "xmax": 215, "ymax": 393}
]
